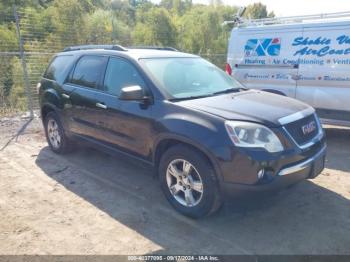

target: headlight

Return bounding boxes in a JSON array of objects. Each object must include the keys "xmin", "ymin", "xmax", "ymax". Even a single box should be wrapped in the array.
[{"xmin": 225, "ymin": 121, "xmax": 284, "ymax": 153}]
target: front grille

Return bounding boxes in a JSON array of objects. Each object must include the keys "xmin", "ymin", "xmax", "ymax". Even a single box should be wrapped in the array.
[{"xmin": 284, "ymin": 114, "xmax": 319, "ymax": 146}]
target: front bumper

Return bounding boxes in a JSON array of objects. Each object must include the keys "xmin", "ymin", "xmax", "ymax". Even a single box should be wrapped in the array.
[{"xmin": 220, "ymin": 142, "xmax": 326, "ymax": 198}]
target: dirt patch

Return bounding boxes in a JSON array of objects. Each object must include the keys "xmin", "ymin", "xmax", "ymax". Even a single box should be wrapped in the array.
[{"xmin": 0, "ymin": 118, "xmax": 349, "ymax": 254}]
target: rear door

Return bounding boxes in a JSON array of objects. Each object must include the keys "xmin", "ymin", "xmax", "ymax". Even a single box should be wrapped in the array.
[
  {"xmin": 229, "ymin": 25, "xmax": 302, "ymax": 97},
  {"xmin": 296, "ymin": 22, "xmax": 350, "ymax": 123},
  {"xmin": 64, "ymin": 55, "xmax": 109, "ymax": 140}
]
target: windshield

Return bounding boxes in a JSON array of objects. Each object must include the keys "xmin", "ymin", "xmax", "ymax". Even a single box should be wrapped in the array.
[{"xmin": 141, "ymin": 57, "xmax": 242, "ymax": 99}]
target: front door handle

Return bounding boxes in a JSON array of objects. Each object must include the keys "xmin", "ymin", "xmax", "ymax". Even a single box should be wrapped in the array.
[
  {"xmin": 62, "ymin": 93, "xmax": 70, "ymax": 99},
  {"xmin": 96, "ymin": 102, "xmax": 107, "ymax": 109}
]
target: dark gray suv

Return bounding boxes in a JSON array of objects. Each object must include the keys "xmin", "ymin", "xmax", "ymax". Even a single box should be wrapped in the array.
[{"xmin": 39, "ymin": 45, "xmax": 326, "ymax": 218}]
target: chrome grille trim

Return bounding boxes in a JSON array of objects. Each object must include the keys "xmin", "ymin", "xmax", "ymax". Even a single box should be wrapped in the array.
[
  {"xmin": 283, "ymin": 114, "xmax": 324, "ymax": 149},
  {"xmin": 278, "ymin": 107, "xmax": 315, "ymax": 125}
]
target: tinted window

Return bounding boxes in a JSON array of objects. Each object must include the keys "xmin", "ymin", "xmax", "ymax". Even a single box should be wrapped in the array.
[
  {"xmin": 45, "ymin": 55, "xmax": 75, "ymax": 83},
  {"xmin": 71, "ymin": 56, "xmax": 108, "ymax": 89},
  {"xmin": 103, "ymin": 57, "xmax": 145, "ymax": 96}
]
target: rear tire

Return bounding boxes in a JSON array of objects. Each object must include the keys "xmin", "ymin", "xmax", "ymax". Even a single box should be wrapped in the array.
[
  {"xmin": 44, "ymin": 111, "xmax": 73, "ymax": 154},
  {"xmin": 159, "ymin": 145, "xmax": 222, "ymax": 218}
]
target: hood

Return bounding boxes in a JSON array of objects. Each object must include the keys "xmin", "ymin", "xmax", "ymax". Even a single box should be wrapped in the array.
[{"xmin": 176, "ymin": 90, "xmax": 312, "ymax": 127}]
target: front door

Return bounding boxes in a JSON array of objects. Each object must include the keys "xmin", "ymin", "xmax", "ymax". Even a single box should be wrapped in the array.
[{"xmin": 98, "ymin": 56, "xmax": 154, "ymax": 159}]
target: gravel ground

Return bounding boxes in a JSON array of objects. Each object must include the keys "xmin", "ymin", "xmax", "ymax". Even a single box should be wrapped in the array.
[{"xmin": 0, "ymin": 116, "xmax": 349, "ymax": 255}]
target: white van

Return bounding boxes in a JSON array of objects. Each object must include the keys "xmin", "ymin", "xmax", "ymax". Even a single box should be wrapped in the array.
[{"xmin": 225, "ymin": 12, "xmax": 350, "ymax": 127}]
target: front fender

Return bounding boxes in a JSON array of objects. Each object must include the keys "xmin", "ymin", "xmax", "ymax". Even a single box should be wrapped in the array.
[{"xmin": 152, "ymin": 109, "xmax": 232, "ymax": 183}]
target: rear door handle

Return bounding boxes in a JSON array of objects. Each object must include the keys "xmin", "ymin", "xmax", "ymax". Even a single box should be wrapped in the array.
[
  {"xmin": 96, "ymin": 102, "xmax": 107, "ymax": 109},
  {"xmin": 62, "ymin": 93, "xmax": 70, "ymax": 99}
]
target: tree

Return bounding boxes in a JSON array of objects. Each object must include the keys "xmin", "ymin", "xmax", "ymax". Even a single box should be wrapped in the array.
[
  {"xmin": 47, "ymin": 0, "xmax": 91, "ymax": 45},
  {"xmin": 111, "ymin": 0, "xmax": 137, "ymax": 26},
  {"xmin": 244, "ymin": 2, "xmax": 270, "ymax": 19},
  {"xmin": 129, "ymin": 0, "xmax": 154, "ymax": 9},
  {"xmin": 160, "ymin": 0, "xmax": 173, "ymax": 9},
  {"xmin": 133, "ymin": 8, "xmax": 176, "ymax": 46},
  {"xmin": 209, "ymin": 0, "xmax": 223, "ymax": 7},
  {"xmin": 0, "ymin": 25, "xmax": 17, "ymax": 105},
  {"xmin": 160, "ymin": 0, "xmax": 192, "ymax": 15},
  {"xmin": 0, "ymin": 0, "xmax": 279, "ymax": 115}
]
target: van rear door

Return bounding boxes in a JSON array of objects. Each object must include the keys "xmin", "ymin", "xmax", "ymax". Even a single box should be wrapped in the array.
[
  {"xmin": 228, "ymin": 25, "xmax": 303, "ymax": 97},
  {"xmin": 296, "ymin": 22, "xmax": 350, "ymax": 123}
]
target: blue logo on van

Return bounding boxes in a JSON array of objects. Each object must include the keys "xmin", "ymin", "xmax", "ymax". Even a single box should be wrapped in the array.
[{"xmin": 245, "ymin": 38, "xmax": 281, "ymax": 57}]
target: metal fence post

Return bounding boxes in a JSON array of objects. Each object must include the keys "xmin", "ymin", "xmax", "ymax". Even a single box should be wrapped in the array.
[{"xmin": 14, "ymin": 6, "xmax": 34, "ymax": 119}]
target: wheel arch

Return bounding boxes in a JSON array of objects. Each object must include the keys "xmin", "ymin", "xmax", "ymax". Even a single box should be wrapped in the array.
[
  {"xmin": 153, "ymin": 135, "xmax": 223, "ymax": 183},
  {"xmin": 41, "ymin": 103, "xmax": 58, "ymax": 122}
]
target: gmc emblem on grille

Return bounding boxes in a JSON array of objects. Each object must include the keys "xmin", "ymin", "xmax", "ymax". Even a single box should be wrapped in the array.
[{"xmin": 302, "ymin": 121, "xmax": 316, "ymax": 135}]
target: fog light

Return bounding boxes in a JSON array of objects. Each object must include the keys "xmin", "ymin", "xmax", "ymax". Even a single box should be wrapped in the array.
[{"xmin": 257, "ymin": 169, "xmax": 265, "ymax": 180}]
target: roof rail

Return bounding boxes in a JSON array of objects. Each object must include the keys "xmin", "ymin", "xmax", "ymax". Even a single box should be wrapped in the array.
[
  {"xmin": 63, "ymin": 45, "xmax": 127, "ymax": 52},
  {"xmin": 127, "ymin": 46, "xmax": 178, "ymax": 51},
  {"xmin": 223, "ymin": 11, "xmax": 350, "ymax": 27}
]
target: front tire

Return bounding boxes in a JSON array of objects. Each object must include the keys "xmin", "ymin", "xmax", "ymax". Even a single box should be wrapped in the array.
[
  {"xmin": 159, "ymin": 145, "xmax": 222, "ymax": 218},
  {"xmin": 44, "ymin": 111, "xmax": 72, "ymax": 154}
]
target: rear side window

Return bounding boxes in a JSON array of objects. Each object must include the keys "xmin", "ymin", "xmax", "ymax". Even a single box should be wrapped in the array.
[
  {"xmin": 103, "ymin": 57, "xmax": 145, "ymax": 96},
  {"xmin": 70, "ymin": 56, "xmax": 108, "ymax": 89},
  {"xmin": 44, "ymin": 55, "xmax": 75, "ymax": 83}
]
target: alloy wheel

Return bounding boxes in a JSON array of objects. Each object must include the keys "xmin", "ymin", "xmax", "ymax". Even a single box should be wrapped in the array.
[
  {"xmin": 47, "ymin": 118, "xmax": 61, "ymax": 149},
  {"xmin": 166, "ymin": 159, "xmax": 204, "ymax": 207}
]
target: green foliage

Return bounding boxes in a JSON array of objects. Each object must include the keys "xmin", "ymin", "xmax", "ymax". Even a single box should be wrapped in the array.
[
  {"xmin": 160, "ymin": 0, "xmax": 192, "ymax": 15},
  {"xmin": 0, "ymin": 25, "xmax": 17, "ymax": 107},
  {"xmin": 1, "ymin": 0, "xmax": 272, "ymax": 54},
  {"xmin": 0, "ymin": 0, "xmax": 273, "ymax": 114},
  {"xmin": 134, "ymin": 7, "xmax": 176, "ymax": 46},
  {"xmin": 244, "ymin": 2, "xmax": 273, "ymax": 19},
  {"xmin": 0, "ymin": 24, "xmax": 17, "ymax": 51},
  {"xmin": 111, "ymin": 0, "xmax": 136, "ymax": 25},
  {"xmin": 52, "ymin": 0, "xmax": 87, "ymax": 44},
  {"xmin": 178, "ymin": 5, "xmax": 236, "ymax": 54},
  {"xmin": 84, "ymin": 9, "xmax": 132, "ymax": 45}
]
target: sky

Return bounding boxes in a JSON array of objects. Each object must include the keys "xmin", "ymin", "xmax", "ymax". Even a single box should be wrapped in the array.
[{"xmin": 151, "ymin": 0, "xmax": 350, "ymax": 17}]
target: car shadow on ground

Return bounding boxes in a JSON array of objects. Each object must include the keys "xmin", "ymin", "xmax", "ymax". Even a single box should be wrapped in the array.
[
  {"xmin": 35, "ymin": 130, "xmax": 350, "ymax": 254},
  {"xmin": 324, "ymin": 127, "xmax": 350, "ymax": 173}
]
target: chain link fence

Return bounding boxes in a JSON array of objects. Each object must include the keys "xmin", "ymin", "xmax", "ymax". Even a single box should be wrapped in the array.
[
  {"xmin": 0, "ymin": 7, "xmax": 86, "ymax": 117},
  {"xmin": 0, "ymin": 7, "xmax": 227, "ymax": 118},
  {"xmin": 0, "ymin": 9, "xmax": 21, "ymax": 117}
]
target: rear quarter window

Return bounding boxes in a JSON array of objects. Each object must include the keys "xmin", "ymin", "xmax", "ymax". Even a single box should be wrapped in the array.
[{"xmin": 44, "ymin": 55, "xmax": 76, "ymax": 83}]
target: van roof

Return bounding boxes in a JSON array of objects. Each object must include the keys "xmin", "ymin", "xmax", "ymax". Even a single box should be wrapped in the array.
[
  {"xmin": 229, "ymin": 10, "xmax": 350, "ymax": 31},
  {"xmin": 233, "ymin": 18, "xmax": 350, "ymax": 31}
]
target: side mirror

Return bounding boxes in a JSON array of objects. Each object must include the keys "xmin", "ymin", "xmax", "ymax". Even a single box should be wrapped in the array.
[{"xmin": 119, "ymin": 85, "xmax": 144, "ymax": 101}]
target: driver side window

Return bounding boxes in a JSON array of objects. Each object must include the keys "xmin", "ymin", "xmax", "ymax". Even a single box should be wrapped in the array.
[{"xmin": 103, "ymin": 57, "xmax": 146, "ymax": 96}]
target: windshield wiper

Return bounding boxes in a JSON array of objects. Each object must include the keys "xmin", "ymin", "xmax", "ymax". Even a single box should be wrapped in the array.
[
  {"xmin": 169, "ymin": 87, "xmax": 246, "ymax": 101},
  {"xmin": 169, "ymin": 94, "xmax": 214, "ymax": 101},
  {"xmin": 212, "ymin": 88, "xmax": 241, "ymax": 95}
]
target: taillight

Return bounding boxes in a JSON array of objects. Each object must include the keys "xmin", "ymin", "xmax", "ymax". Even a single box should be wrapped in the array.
[{"xmin": 225, "ymin": 63, "xmax": 232, "ymax": 75}]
